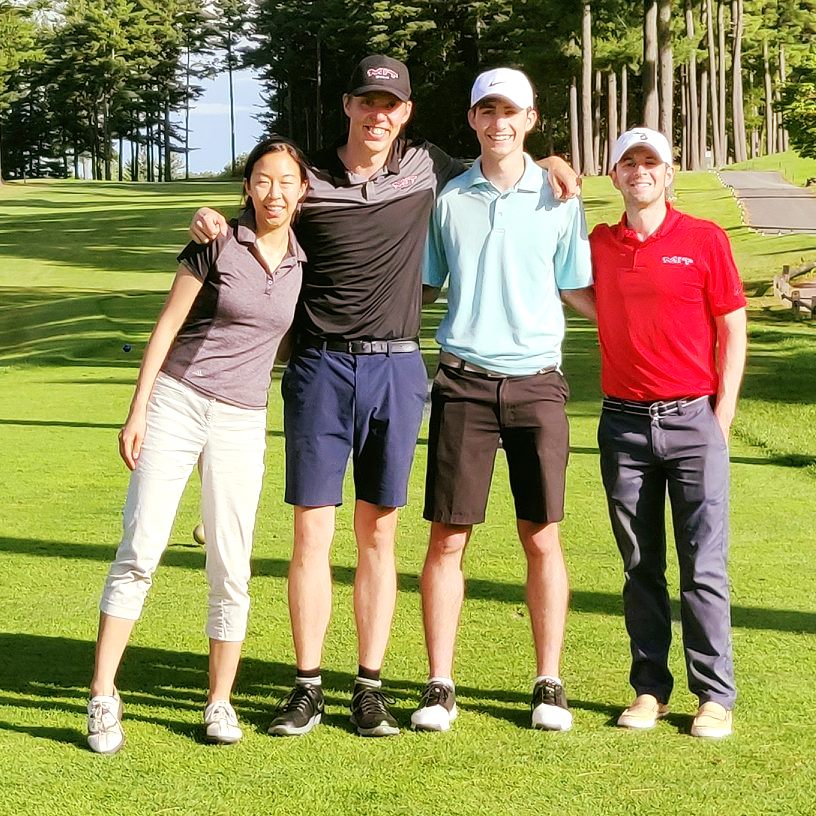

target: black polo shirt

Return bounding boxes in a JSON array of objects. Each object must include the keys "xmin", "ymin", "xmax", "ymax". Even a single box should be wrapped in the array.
[{"xmin": 294, "ymin": 137, "xmax": 463, "ymax": 342}]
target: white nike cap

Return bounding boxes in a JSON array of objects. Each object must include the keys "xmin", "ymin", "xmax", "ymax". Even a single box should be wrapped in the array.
[
  {"xmin": 611, "ymin": 127, "xmax": 673, "ymax": 166},
  {"xmin": 470, "ymin": 67, "xmax": 535, "ymax": 110}
]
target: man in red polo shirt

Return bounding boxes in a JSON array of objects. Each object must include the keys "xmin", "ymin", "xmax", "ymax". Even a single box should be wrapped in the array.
[{"xmin": 591, "ymin": 127, "xmax": 747, "ymax": 739}]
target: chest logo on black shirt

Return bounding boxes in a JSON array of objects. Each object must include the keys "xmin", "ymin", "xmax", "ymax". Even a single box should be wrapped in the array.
[
  {"xmin": 662, "ymin": 255, "xmax": 694, "ymax": 266},
  {"xmin": 392, "ymin": 175, "xmax": 417, "ymax": 191}
]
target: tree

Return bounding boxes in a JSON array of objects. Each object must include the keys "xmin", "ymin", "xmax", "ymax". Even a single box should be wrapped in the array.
[
  {"xmin": 780, "ymin": 53, "xmax": 816, "ymax": 159},
  {"xmin": 0, "ymin": 0, "xmax": 40, "ymax": 181}
]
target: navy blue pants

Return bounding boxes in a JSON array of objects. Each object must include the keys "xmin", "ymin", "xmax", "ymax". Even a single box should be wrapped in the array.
[
  {"xmin": 282, "ymin": 347, "xmax": 427, "ymax": 508},
  {"xmin": 598, "ymin": 397, "xmax": 736, "ymax": 708}
]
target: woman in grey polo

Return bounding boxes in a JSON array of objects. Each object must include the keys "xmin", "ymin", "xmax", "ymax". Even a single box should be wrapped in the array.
[{"xmin": 85, "ymin": 136, "xmax": 308, "ymax": 754}]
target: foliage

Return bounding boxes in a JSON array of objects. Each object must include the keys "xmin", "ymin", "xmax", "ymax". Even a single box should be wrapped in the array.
[{"xmin": 780, "ymin": 54, "xmax": 816, "ymax": 160}]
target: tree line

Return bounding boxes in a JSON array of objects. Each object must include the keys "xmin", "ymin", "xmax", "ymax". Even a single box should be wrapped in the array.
[{"xmin": 1, "ymin": 0, "xmax": 815, "ymax": 183}]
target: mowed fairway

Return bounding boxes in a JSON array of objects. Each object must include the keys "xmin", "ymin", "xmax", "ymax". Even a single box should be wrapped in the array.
[{"xmin": 1, "ymin": 175, "xmax": 815, "ymax": 816}]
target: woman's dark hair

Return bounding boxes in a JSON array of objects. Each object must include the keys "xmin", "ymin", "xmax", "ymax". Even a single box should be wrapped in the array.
[{"xmin": 240, "ymin": 134, "xmax": 310, "ymax": 217}]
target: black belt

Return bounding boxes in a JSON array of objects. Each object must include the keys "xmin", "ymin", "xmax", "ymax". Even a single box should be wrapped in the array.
[
  {"xmin": 602, "ymin": 395, "xmax": 709, "ymax": 417},
  {"xmin": 439, "ymin": 350, "xmax": 558, "ymax": 379},
  {"xmin": 301, "ymin": 337, "xmax": 419, "ymax": 355}
]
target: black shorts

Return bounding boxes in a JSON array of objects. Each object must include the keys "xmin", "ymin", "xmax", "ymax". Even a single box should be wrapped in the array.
[{"xmin": 423, "ymin": 363, "xmax": 570, "ymax": 525}]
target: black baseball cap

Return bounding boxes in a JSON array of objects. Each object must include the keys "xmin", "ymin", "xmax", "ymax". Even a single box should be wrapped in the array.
[{"xmin": 347, "ymin": 55, "xmax": 411, "ymax": 101}]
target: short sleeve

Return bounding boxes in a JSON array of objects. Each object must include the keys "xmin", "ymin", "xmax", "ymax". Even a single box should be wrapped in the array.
[
  {"xmin": 422, "ymin": 200, "xmax": 449, "ymax": 289},
  {"xmin": 703, "ymin": 226, "xmax": 746, "ymax": 315},
  {"xmin": 554, "ymin": 199, "xmax": 593, "ymax": 291},
  {"xmin": 176, "ymin": 231, "xmax": 229, "ymax": 281}
]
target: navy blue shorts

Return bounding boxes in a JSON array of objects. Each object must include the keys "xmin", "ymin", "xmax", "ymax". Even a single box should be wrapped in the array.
[{"xmin": 282, "ymin": 347, "xmax": 428, "ymax": 508}]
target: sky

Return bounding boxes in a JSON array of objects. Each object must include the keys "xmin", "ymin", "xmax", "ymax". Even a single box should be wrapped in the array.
[{"xmin": 186, "ymin": 68, "xmax": 265, "ymax": 175}]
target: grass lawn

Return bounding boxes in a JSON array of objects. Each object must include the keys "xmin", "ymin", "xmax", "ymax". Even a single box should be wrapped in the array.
[{"xmin": 1, "ymin": 174, "xmax": 815, "ymax": 816}]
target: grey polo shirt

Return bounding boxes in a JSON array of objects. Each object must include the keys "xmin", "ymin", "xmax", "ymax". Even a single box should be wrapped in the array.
[
  {"xmin": 163, "ymin": 218, "xmax": 305, "ymax": 409},
  {"xmin": 294, "ymin": 137, "xmax": 463, "ymax": 342}
]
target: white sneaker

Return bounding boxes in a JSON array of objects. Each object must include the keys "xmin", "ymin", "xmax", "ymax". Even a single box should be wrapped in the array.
[
  {"xmin": 204, "ymin": 700, "xmax": 242, "ymax": 744},
  {"xmin": 87, "ymin": 692, "xmax": 124, "ymax": 754},
  {"xmin": 410, "ymin": 681, "xmax": 458, "ymax": 732}
]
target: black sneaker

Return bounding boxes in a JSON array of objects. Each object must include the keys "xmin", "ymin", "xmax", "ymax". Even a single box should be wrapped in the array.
[
  {"xmin": 531, "ymin": 678, "xmax": 573, "ymax": 731},
  {"xmin": 349, "ymin": 682, "xmax": 399, "ymax": 737},
  {"xmin": 267, "ymin": 683, "xmax": 324, "ymax": 736},
  {"xmin": 410, "ymin": 681, "xmax": 458, "ymax": 731}
]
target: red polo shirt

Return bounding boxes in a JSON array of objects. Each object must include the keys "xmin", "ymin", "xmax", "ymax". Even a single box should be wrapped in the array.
[{"xmin": 590, "ymin": 204, "xmax": 746, "ymax": 401}]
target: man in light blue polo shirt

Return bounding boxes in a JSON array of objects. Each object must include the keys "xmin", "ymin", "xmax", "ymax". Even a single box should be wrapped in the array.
[{"xmin": 411, "ymin": 67, "xmax": 595, "ymax": 733}]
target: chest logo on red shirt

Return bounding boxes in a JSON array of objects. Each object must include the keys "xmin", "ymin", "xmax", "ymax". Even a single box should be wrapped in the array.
[
  {"xmin": 392, "ymin": 175, "xmax": 417, "ymax": 191},
  {"xmin": 662, "ymin": 255, "xmax": 694, "ymax": 266}
]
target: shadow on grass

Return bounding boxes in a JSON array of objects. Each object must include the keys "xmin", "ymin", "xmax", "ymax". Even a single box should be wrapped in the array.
[
  {"xmin": 0, "ymin": 632, "xmax": 626, "ymax": 748},
  {"xmin": 1, "ymin": 536, "xmax": 814, "ymax": 636}
]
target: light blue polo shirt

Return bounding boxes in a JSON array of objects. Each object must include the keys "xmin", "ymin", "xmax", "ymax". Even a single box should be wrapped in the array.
[{"xmin": 423, "ymin": 154, "xmax": 592, "ymax": 375}]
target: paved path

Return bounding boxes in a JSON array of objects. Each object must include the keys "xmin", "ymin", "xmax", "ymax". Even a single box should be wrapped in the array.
[{"xmin": 718, "ymin": 170, "xmax": 816, "ymax": 235}]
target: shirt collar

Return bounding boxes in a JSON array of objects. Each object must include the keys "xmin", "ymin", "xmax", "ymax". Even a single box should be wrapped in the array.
[
  {"xmin": 465, "ymin": 153, "xmax": 541, "ymax": 193},
  {"xmin": 614, "ymin": 201, "xmax": 682, "ymax": 243},
  {"xmin": 234, "ymin": 214, "xmax": 307, "ymax": 263},
  {"xmin": 323, "ymin": 134, "xmax": 406, "ymax": 183}
]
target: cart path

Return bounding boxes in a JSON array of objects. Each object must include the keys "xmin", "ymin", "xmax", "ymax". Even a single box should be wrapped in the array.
[{"xmin": 718, "ymin": 170, "xmax": 816, "ymax": 235}]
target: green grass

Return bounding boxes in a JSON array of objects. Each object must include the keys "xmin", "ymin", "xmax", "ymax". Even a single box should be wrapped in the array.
[
  {"xmin": 1, "ymin": 177, "xmax": 815, "ymax": 816},
  {"xmin": 725, "ymin": 150, "xmax": 816, "ymax": 188}
]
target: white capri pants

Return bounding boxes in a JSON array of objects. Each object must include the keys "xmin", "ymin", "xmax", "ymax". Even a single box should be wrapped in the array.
[{"xmin": 100, "ymin": 373, "xmax": 266, "ymax": 641}]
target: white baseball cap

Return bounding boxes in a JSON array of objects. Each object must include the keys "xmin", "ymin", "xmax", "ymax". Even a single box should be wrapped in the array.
[
  {"xmin": 470, "ymin": 68, "xmax": 535, "ymax": 110},
  {"xmin": 611, "ymin": 127, "xmax": 673, "ymax": 166}
]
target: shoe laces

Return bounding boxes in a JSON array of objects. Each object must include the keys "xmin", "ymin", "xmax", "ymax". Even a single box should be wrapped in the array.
[
  {"xmin": 352, "ymin": 686, "xmax": 395, "ymax": 717},
  {"xmin": 532, "ymin": 679, "xmax": 561, "ymax": 709},
  {"xmin": 89, "ymin": 699, "xmax": 119, "ymax": 733},
  {"xmin": 276, "ymin": 683, "xmax": 321, "ymax": 715},
  {"xmin": 207, "ymin": 701, "xmax": 237, "ymax": 725},
  {"xmin": 420, "ymin": 681, "xmax": 453, "ymax": 708}
]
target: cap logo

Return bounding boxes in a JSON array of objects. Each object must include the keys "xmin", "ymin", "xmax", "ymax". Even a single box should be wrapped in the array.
[{"xmin": 367, "ymin": 67, "xmax": 399, "ymax": 80}]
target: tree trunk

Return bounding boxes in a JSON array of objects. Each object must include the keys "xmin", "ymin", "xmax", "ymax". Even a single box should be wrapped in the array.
[
  {"xmin": 680, "ymin": 66, "xmax": 688, "ymax": 171},
  {"xmin": 593, "ymin": 68, "xmax": 602, "ymax": 172},
  {"xmin": 717, "ymin": 0, "xmax": 728, "ymax": 161},
  {"xmin": 700, "ymin": 66, "xmax": 709, "ymax": 166},
  {"xmin": 763, "ymin": 38, "xmax": 775, "ymax": 154},
  {"xmin": 643, "ymin": 1, "xmax": 659, "ymax": 128},
  {"xmin": 704, "ymin": 0, "xmax": 722, "ymax": 165},
  {"xmin": 658, "ymin": 0, "xmax": 673, "ymax": 145},
  {"xmin": 580, "ymin": 4, "xmax": 596, "ymax": 175},
  {"xmin": 778, "ymin": 42, "xmax": 789, "ymax": 151},
  {"xmin": 620, "ymin": 65, "xmax": 628, "ymax": 133},
  {"xmin": 569, "ymin": 74, "xmax": 580, "ymax": 173},
  {"xmin": 228, "ymin": 33, "xmax": 237, "ymax": 175},
  {"xmin": 730, "ymin": 0, "xmax": 747, "ymax": 163},
  {"xmin": 607, "ymin": 70, "xmax": 618, "ymax": 174},
  {"xmin": 685, "ymin": 0, "xmax": 700, "ymax": 169},
  {"xmin": 185, "ymin": 45, "xmax": 191, "ymax": 180},
  {"xmin": 315, "ymin": 36, "xmax": 323, "ymax": 151},
  {"xmin": 118, "ymin": 136, "xmax": 124, "ymax": 182},
  {"xmin": 164, "ymin": 104, "xmax": 172, "ymax": 182}
]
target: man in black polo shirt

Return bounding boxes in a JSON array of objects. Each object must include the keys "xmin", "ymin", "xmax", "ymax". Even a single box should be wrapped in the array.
[{"xmin": 191, "ymin": 55, "xmax": 578, "ymax": 737}]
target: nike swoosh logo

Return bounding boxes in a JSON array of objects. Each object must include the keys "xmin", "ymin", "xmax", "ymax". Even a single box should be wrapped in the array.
[{"xmin": 488, "ymin": 81, "xmax": 504, "ymax": 86}]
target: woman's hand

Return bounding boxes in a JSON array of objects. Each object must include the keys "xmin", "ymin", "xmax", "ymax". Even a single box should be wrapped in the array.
[{"xmin": 119, "ymin": 411, "xmax": 147, "ymax": 471}]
